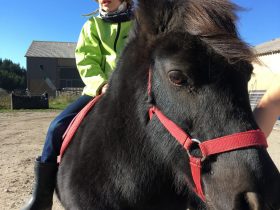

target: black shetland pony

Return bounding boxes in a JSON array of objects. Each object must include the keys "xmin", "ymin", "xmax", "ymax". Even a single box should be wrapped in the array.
[{"xmin": 57, "ymin": 0, "xmax": 280, "ymax": 209}]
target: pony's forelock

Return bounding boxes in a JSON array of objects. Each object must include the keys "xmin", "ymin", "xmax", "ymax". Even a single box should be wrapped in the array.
[
  {"xmin": 135, "ymin": 0, "xmax": 256, "ymax": 63},
  {"xmin": 182, "ymin": 0, "xmax": 256, "ymax": 63}
]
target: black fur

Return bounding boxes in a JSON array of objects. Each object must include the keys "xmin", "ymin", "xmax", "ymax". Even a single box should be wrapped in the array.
[{"xmin": 57, "ymin": 0, "xmax": 280, "ymax": 209}]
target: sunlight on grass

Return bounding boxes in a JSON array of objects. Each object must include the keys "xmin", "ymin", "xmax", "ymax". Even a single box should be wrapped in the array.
[{"xmin": 49, "ymin": 95, "xmax": 79, "ymax": 109}]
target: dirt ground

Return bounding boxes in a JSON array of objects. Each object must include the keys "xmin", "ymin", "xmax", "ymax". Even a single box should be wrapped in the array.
[{"xmin": 0, "ymin": 111, "xmax": 279, "ymax": 210}]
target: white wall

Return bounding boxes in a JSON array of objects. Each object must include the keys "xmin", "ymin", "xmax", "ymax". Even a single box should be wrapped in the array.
[{"xmin": 249, "ymin": 53, "xmax": 280, "ymax": 91}]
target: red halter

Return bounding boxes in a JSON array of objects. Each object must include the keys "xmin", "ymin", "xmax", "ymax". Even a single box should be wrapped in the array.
[{"xmin": 147, "ymin": 69, "xmax": 268, "ymax": 201}]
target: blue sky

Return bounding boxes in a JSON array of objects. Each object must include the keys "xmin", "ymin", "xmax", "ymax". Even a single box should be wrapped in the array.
[{"xmin": 0, "ymin": 0, "xmax": 279, "ymax": 69}]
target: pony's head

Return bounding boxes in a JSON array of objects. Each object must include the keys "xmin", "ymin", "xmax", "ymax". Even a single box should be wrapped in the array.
[{"xmin": 127, "ymin": 0, "xmax": 280, "ymax": 209}]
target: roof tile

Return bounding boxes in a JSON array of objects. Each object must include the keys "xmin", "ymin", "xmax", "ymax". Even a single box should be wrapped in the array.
[{"xmin": 25, "ymin": 41, "xmax": 77, "ymax": 58}]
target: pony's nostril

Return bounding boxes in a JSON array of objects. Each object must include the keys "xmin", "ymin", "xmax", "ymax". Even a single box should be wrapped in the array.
[{"xmin": 244, "ymin": 192, "xmax": 262, "ymax": 210}]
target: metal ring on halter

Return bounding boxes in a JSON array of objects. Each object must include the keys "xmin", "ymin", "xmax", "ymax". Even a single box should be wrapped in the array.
[
  {"xmin": 191, "ymin": 138, "xmax": 201, "ymax": 144},
  {"xmin": 186, "ymin": 138, "xmax": 206, "ymax": 162}
]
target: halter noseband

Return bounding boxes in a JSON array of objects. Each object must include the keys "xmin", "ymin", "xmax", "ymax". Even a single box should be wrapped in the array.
[{"xmin": 147, "ymin": 68, "xmax": 268, "ymax": 201}]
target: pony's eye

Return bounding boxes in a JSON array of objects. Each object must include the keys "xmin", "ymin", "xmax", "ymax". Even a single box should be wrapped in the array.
[{"xmin": 168, "ymin": 70, "xmax": 188, "ymax": 86}]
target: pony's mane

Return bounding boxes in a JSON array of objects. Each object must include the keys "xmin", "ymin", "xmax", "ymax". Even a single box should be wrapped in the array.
[{"xmin": 135, "ymin": 0, "xmax": 256, "ymax": 63}]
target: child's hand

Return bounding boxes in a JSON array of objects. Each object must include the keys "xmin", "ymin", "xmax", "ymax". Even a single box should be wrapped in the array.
[{"xmin": 101, "ymin": 84, "xmax": 108, "ymax": 94}]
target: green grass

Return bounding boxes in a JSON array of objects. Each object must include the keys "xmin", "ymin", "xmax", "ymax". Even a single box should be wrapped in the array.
[
  {"xmin": 0, "ymin": 95, "xmax": 10, "ymax": 109},
  {"xmin": 49, "ymin": 95, "xmax": 79, "ymax": 109}
]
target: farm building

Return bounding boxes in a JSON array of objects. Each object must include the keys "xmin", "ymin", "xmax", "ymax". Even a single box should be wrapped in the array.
[
  {"xmin": 25, "ymin": 41, "xmax": 84, "ymax": 96},
  {"xmin": 249, "ymin": 38, "xmax": 280, "ymax": 91}
]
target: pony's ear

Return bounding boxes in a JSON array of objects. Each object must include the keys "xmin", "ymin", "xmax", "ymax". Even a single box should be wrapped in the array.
[{"xmin": 135, "ymin": 0, "xmax": 176, "ymax": 36}]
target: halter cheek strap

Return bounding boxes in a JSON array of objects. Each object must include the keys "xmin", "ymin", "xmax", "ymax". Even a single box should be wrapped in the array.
[{"xmin": 148, "ymin": 69, "xmax": 268, "ymax": 201}]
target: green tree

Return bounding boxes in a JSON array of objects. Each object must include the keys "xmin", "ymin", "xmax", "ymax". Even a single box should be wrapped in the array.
[{"xmin": 0, "ymin": 58, "xmax": 26, "ymax": 91}]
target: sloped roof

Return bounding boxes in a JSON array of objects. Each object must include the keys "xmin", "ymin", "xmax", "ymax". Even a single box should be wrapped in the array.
[
  {"xmin": 254, "ymin": 38, "xmax": 280, "ymax": 56},
  {"xmin": 25, "ymin": 41, "xmax": 77, "ymax": 58}
]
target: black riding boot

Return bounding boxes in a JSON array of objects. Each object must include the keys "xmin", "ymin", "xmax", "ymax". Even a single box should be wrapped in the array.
[{"xmin": 21, "ymin": 157, "xmax": 58, "ymax": 210}]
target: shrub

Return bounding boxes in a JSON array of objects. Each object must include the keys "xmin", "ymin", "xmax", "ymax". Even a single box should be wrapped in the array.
[{"xmin": 0, "ymin": 89, "xmax": 10, "ymax": 109}]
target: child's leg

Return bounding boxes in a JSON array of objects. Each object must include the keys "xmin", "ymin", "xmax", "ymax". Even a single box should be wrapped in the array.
[
  {"xmin": 22, "ymin": 94, "xmax": 93, "ymax": 210},
  {"xmin": 41, "ymin": 95, "xmax": 93, "ymax": 163}
]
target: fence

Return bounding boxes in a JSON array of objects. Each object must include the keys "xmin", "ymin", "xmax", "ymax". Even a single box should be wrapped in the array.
[
  {"xmin": 249, "ymin": 90, "xmax": 280, "ymax": 130},
  {"xmin": 56, "ymin": 87, "xmax": 83, "ymax": 97},
  {"xmin": 249, "ymin": 90, "xmax": 266, "ymax": 110},
  {"xmin": 0, "ymin": 88, "xmax": 82, "ymax": 110},
  {"xmin": 11, "ymin": 92, "xmax": 49, "ymax": 109}
]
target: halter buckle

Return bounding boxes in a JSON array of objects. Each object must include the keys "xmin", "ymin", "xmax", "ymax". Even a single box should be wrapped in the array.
[{"xmin": 186, "ymin": 138, "xmax": 206, "ymax": 162}]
